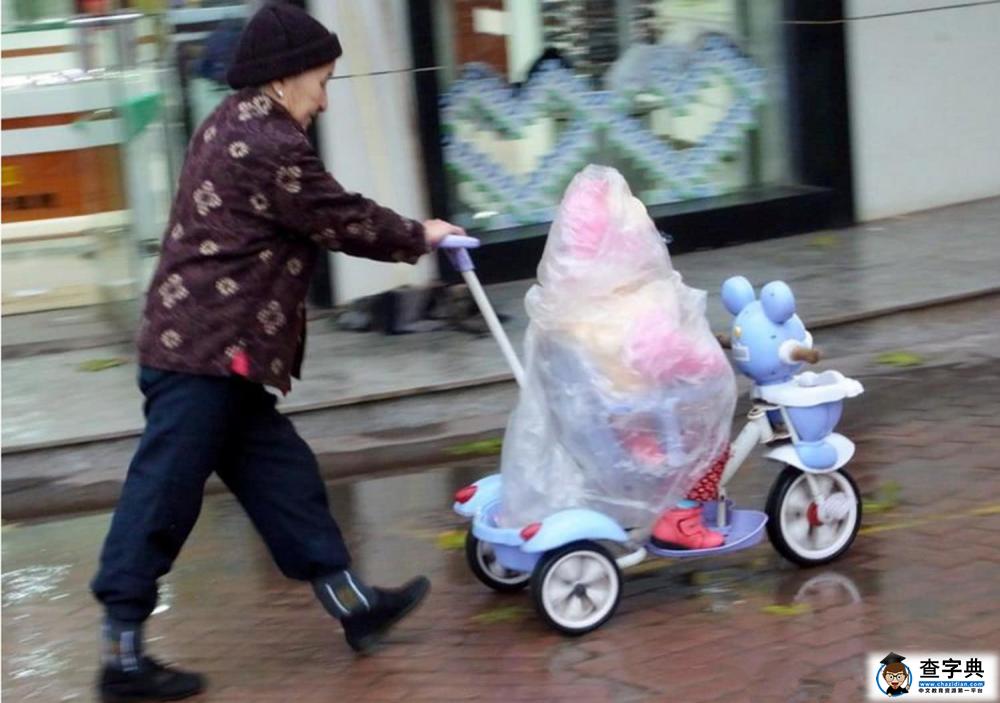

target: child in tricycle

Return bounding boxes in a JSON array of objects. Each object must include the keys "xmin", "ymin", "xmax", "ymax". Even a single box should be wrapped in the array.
[{"xmin": 498, "ymin": 165, "xmax": 738, "ymax": 547}]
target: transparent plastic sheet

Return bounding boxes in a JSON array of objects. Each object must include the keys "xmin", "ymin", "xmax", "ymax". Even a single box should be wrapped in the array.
[{"xmin": 499, "ymin": 166, "xmax": 737, "ymax": 528}]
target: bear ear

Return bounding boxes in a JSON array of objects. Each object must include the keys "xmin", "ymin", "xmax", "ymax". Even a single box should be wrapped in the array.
[
  {"xmin": 760, "ymin": 281, "xmax": 796, "ymax": 323},
  {"xmin": 721, "ymin": 276, "xmax": 756, "ymax": 315}
]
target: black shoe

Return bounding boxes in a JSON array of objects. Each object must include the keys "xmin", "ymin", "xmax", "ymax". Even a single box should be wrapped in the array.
[
  {"xmin": 342, "ymin": 576, "xmax": 430, "ymax": 654},
  {"xmin": 99, "ymin": 657, "xmax": 205, "ymax": 702}
]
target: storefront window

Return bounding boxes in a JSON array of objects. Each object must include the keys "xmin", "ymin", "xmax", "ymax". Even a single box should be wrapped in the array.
[
  {"xmin": 433, "ymin": 0, "xmax": 789, "ymax": 235},
  {"xmin": 1, "ymin": 1, "xmax": 250, "ymax": 325}
]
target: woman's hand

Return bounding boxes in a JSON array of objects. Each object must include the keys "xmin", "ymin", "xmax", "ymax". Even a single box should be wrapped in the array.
[{"xmin": 423, "ymin": 219, "xmax": 465, "ymax": 249}]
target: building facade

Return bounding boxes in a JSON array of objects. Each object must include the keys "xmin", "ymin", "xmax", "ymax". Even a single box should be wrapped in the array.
[{"xmin": 3, "ymin": 0, "xmax": 998, "ymax": 325}]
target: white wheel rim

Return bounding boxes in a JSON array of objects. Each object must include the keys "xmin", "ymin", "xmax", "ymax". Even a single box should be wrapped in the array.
[
  {"xmin": 779, "ymin": 472, "xmax": 858, "ymax": 561},
  {"xmin": 794, "ymin": 572, "xmax": 863, "ymax": 605},
  {"xmin": 541, "ymin": 550, "xmax": 619, "ymax": 631},
  {"xmin": 476, "ymin": 540, "xmax": 529, "ymax": 585}
]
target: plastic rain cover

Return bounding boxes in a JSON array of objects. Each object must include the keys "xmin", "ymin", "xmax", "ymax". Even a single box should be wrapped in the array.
[{"xmin": 499, "ymin": 165, "xmax": 737, "ymax": 529}]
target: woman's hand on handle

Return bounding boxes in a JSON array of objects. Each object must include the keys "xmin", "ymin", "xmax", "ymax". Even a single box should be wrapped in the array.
[{"xmin": 423, "ymin": 219, "xmax": 466, "ymax": 249}]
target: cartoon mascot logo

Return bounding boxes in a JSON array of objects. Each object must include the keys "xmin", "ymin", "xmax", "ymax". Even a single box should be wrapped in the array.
[{"xmin": 878, "ymin": 652, "xmax": 911, "ymax": 697}]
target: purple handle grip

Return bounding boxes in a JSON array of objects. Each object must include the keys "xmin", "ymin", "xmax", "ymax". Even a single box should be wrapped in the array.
[
  {"xmin": 438, "ymin": 234, "xmax": 481, "ymax": 249},
  {"xmin": 439, "ymin": 234, "xmax": 480, "ymax": 273}
]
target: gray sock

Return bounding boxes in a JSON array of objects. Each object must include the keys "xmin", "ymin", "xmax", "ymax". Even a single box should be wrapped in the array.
[
  {"xmin": 101, "ymin": 617, "xmax": 144, "ymax": 672},
  {"xmin": 312, "ymin": 569, "xmax": 376, "ymax": 619}
]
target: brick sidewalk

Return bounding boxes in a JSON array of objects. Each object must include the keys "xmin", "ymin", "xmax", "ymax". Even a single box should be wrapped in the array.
[{"xmin": 3, "ymin": 363, "xmax": 999, "ymax": 702}]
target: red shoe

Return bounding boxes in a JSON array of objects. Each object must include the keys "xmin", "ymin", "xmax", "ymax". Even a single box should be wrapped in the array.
[{"xmin": 651, "ymin": 505, "xmax": 725, "ymax": 550}]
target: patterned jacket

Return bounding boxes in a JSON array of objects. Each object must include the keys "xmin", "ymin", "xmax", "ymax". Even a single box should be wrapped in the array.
[{"xmin": 138, "ymin": 88, "xmax": 427, "ymax": 392}]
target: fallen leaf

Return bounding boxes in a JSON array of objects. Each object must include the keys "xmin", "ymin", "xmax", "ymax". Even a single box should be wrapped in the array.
[
  {"xmin": 808, "ymin": 234, "xmax": 839, "ymax": 249},
  {"xmin": 436, "ymin": 530, "xmax": 467, "ymax": 551},
  {"xmin": 471, "ymin": 605, "xmax": 530, "ymax": 624},
  {"xmin": 77, "ymin": 358, "xmax": 127, "ymax": 372},
  {"xmin": 862, "ymin": 500, "xmax": 895, "ymax": 514},
  {"xmin": 863, "ymin": 481, "xmax": 902, "ymax": 514},
  {"xmin": 876, "ymin": 351, "xmax": 924, "ymax": 368},
  {"xmin": 762, "ymin": 603, "xmax": 811, "ymax": 616},
  {"xmin": 446, "ymin": 438, "xmax": 503, "ymax": 457}
]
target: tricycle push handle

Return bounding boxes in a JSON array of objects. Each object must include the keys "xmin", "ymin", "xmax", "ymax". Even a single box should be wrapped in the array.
[
  {"xmin": 439, "ymin": 234, "xmax": 481, "ymax": 273},
  {"xmin": 437, "ymin": 233, "xmax": 525, "ymax": 387}
]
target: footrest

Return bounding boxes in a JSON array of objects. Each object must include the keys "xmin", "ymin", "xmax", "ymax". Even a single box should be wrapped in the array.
[{"xmin": 646, "ymin": 509, "xmax": 768, "ymax": 558}]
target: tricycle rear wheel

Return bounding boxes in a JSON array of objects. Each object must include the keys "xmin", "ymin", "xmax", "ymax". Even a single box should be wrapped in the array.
[
  {"xmin": 465, "ymin": 530, "xmax": 530, "ymax": 593},
  {"xmin": 531, "ymin": 540, "xmax": 622, "ymax": 636}
]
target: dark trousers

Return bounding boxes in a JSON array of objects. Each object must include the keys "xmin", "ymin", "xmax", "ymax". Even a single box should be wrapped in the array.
[{"xmin": 91, "ymin": 367, "xmax": 351, "ymax": 622}]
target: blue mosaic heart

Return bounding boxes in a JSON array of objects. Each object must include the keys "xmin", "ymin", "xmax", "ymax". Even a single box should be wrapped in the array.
[{"xmin": 441, "ymin": 33, "xmax": 766, "ymax": 227}]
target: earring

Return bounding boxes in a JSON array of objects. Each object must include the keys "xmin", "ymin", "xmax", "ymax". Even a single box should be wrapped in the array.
[{"xmin": 276, "ymin": 86, "xmax": 285, "ymax": 99}]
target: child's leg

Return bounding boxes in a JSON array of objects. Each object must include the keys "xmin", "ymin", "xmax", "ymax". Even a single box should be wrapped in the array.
[{"xmin": 685, "ymin": 448, "xmax": 729, "ymax": 502}]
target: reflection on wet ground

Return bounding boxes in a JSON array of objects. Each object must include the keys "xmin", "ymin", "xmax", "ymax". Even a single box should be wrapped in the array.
[{"xmin": 3, "ymin": 364, "xmax": 999, "ymax": 702}]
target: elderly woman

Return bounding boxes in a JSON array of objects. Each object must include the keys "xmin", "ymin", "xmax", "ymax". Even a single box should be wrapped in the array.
[{"xmin": 90, "ymin": 4, "xmax": 462, "ymax": 701}]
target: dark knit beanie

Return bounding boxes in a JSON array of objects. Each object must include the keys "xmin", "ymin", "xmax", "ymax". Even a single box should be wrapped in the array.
[{"xmin": 226, "ymin": 2, "xmax": 342, "ymax": 89}]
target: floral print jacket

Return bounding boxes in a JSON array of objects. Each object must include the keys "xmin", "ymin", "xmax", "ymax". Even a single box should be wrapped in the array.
[{"xmin": 138, "ymin": 88, "xmax": 427, "ymax": 392}]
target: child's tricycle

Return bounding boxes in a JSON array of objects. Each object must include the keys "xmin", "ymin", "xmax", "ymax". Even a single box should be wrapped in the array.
[{"xmin": 440, "ymin": 232, "xmax": 863, "ymax": 636}]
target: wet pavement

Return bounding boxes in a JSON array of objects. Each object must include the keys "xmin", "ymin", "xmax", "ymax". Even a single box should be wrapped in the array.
[{"xmin": 3, "ymin": 361, "xmax": 1000, "ymax": 702}]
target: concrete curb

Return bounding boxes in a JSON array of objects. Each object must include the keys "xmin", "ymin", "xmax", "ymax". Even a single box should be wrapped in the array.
[
  {"xmin": 801, "ymin": 285, "xmax": 1000, "ymax": 330},
  {"xmin": 2, "ymin": 413, "xmax": 511, "ymax": 522}
]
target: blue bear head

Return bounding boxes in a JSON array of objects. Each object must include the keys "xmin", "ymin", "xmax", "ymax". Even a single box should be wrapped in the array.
[{"xmin": 721, "ymin": 276, "xmax": 810, "ymax": 386}]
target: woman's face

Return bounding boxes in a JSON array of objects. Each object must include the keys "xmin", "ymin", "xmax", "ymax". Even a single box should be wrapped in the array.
[{"xmin": 274, "ymin": 61, "xmax": 336, "ymax": 129}]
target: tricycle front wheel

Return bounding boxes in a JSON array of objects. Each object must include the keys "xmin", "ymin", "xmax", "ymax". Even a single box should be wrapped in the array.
[
  {"xmin": 766, "ymin": 466, "xmax": 861, "ymax": 567},
  {"xmin": 465, "ymin": 531, "xmax": 530, "ymax": 593},
  {"xmin": 531, "ymin": 540, "xmax": 622, "ymax": 636}
]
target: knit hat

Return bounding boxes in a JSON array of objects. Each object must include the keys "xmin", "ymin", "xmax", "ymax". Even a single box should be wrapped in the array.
[{"xmin": 226, "ymin": 2, "xmax": 342, "ymax": 89}]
